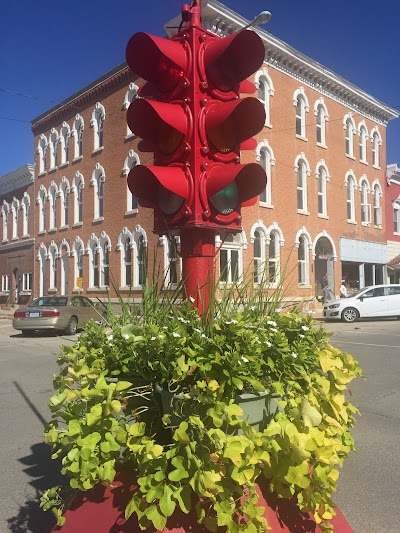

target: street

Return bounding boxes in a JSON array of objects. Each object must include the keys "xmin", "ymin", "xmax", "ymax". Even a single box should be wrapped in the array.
[{"xmin": 0, "ymin": 318, "xmax": 399, "ymax": 533}]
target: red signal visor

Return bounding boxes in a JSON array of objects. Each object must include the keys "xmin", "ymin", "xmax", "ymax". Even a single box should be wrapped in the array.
[
  {"xmin": 205, "ymin": 163, "xmax": 267, "ymax": 208},
  {"xmin": 127, "ymin": 165, "xmax": 190, "ymax": 208},
  {"xmin": 126, "ymin": 32, "xmax": 187, "ymax": 95}
]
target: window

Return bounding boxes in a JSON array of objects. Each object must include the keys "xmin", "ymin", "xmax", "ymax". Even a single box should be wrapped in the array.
[
  {"xmin": 165, "ymin": 237, "xmax": 179, "ymax": 286},
  {"xmin": 49, "ymin": 129, "xmax": 58, "ymax": 169},
  {"xmin": 346, "ymin": 173, "xmax": 356, "ymax": 222},
  {"xmin": 48, "ymin": 243, "xmax": 58, "ymax": 290},
  {"xmin": 219, "ymin": 233, "xmax": 242, "ymax": 284},
  {"xmin": 253, "ymin": 230, "xmax": 265, "ymax": 284},
  {"xmin": 295, "ymin": 154, "xmax": 310, "ymax": 213},
  {"xmin": 256, "ymin": 69, "xmax": 274, "ymax": 127},
  {"xmin": 71, "ymin": 172, "xmax": 84, "ymax": 225},
  {"xmin": 388, "ymin": 286, "xmax": 400, "ymax": 295},
  {"xmin": 21, "ymin": 193, "xmax": 30, "ymax": 236},
  {"xmin": 122, "ymin": 150, "xmax": 140, "ymax": 213},
  {"xmin": 22, "ymin": 272, "xmax": 32, "ymax": 292},
  {"xmin": 101, "ymin": 241, "xmax": 110, "ymax": 287},
  {"xmin": 268, "ymin": 231, "xmax": 280, "ymax": 285},
  {"xmin": 72, "ymin": 115, "xmax": 84, "ymax": 159},
  {"xmin": 257, "ymin": 140, "xmax": 275, "ymax": 205},
  {"xmin": 48, "ymin": 183, "xmax": 58, "ymax": 229},
  {"xmin": 1, "ymin": 274, "xmax": 10, "ymax": 293},
  {"xmin": 60, "ymin": 122, "xmax": 70, "ymax": 165},
  {"xmin": 60, "ymin": 178, "xmax": 70, "ymax": 227},
  {"xmin": 314, "ymin": 100, "xmax": 328, "ymax": 146},
  {"xmin": 344, "ymin": 115, "xmax": 355, "ymax": 157},
  {"xmin": 1, "ymin": 201, "xmax": 9, "ymax": 242},
  {"xmin": 371, "ymin": 128, "xmax": 382, "ymax": 168},
  {"xmin": 393, "ymin": 202, "xmax": 400, "ymax": 234},
  {"xmin": 11, "ymin": 198, "xmax": 19, "ymax": 239},
  {"xmin": 91, "ymin": 103, "xmax": 106, "ymax": 150},
  {"xmin": 135, "ymin": 234, "xmax": 146, "ymax": 287},
  {"xmin": 293, "ymin": 89, "xmax": 309, "ymax": 139},
  {"xmin": 359, "ymin": 123, "xmax": 368, "ymax": 163},
  {"xmin": 360, "ymin": 179, "xmax": 370, "ymax": 224},
  {"xmin": 123, "ymin": 83, "xmax": 139, "ymax": 136},
  {"xmin": 297, "ymin": 235, "xmax": 309, "ymax": 285},
  {"xmin": 37, "ymin": 135, "xmax": 47, "ymax": 174},
  {"xmin": 316, "ymin": 163, "xmax": 329, "ymax": 216},
  {"xmin": 123, "ymin": 237, "xmax": 132, "ymax": 287},
  {"xmin": 72, "ymin": 237, "xmax": 84, "ymax": 288},
  {"xmin": 373, "ymin": 183, "xmax": 382, "ymax": 226},
  {"xmin": 37, "ymin": 187, "xmax": 47, "ymax": 232},
  {"xmin": 91, "ymin": 164, "xmax": 105, "ymax": 220}
]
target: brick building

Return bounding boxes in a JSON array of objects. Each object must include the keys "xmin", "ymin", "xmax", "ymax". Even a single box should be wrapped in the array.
[
  {"xmin": 386, "ymin": 163, "xmax": 400, "ymax": 283},
  {"xmin": 0, "ymin": 164, "xmax": 35, "ymax": 307},
  {"xmin": 28, "ymin": 0, "xmax": 399, "ymax": 304}
]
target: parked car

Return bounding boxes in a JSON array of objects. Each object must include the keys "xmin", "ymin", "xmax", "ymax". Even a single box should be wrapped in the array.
[
  {"xmin": 324, "ymin": 284, "xmax": 400, "ymax": 322},
  {"xmin": 13, "ymin": 295, "xmax": 103, "ymax": 335}
]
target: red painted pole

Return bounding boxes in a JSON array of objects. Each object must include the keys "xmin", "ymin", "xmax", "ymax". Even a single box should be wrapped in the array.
[{"xmin": 180, "ymin": 227, "xmax": 215, "ymax": 316}]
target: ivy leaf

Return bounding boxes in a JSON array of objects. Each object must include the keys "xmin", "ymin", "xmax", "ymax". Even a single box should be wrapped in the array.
[
  {"xmin": 284, "ymin": 463, "xmax": 311, "ymax": 489},
  {"xmin": 301, "ymin": 399, "xmax": 322, "ymax": 428},
  {"xmin": 115, "ymin": 381, "xmax": 133, "ymax": 392},
  {"xmin": 173, "ymin": 422, "xmax": 190, "ymax": 444},
  {"xmin": 146, "ymin": 504, "xmax": 167, "ymax": 531},
  {"xmin": 175, "ymin": 485, "xmax": 191, "ymax": 514},
  {"xmin": 159, "ymin": 485, "xmax": 176, "ymax": 517},
  {"xmin": 86, "ymin": 404, "xmax": 102, "ymax": 426}
]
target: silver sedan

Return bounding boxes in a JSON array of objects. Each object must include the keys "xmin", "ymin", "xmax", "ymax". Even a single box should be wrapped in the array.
[{"xmin": 12, "ymin": 295, "xmax": 103, "ymax": 335}]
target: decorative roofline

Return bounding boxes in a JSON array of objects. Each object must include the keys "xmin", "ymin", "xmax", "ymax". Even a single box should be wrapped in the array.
[
  {"xmin": 387, "ymin": 163, "xmax": 400, "ymax": 185},
  {"xmin": 0, "ymin": 164, "xmax": 35, "ymax": 195}
]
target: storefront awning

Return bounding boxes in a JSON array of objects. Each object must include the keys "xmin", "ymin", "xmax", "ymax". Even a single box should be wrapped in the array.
[{"xmin": 388, "ymin": 253, "xmax": 400, "ymax": 270}]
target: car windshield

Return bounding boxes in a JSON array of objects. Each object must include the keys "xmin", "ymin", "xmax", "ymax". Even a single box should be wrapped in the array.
[
  {"xmin": 348, "ymin": 287, "xmax": 372, "ymax": 298},
  {"xmin": 29, "ymin": 297, "xmax": 68, "ymax": 307}
]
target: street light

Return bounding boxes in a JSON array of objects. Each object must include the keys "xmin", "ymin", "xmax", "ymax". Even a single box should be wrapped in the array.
[{"xmin": 242, "ymin": 10, "xmax": 272, "ymax": 30}]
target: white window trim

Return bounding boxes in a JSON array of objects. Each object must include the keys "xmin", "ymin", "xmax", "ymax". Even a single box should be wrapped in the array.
[
  {"xmin": 91, "ymin": 102, "xmax": 106, "ymax": 151},
  {"xmin": 255, "ymin": 68, "xmax": 275, "ymax": 127},
  {"xmin": 344, "ymin": 114, "xmax": 356, "ymax": 158},
  {"xmin": 316, "ymin": 161, "xmax": 330, "ymax": 217},
  {"xmin": 72, "ymin": 114, "xmax": 84, "ymax": 160},
  {"xmin": 358, "ymin": 121, "xmax": 369, "ymax": 164},
  {"xmin": 91, "ymin": 164, "xmax": 105, "ymax": 221},
  {"xmin": 293, "ymin": 88, "xmax": 309, "ymax": 140},
  {"xmin": 122, "ymin": 149, "xmax": 140, "ymax": 214},
  {"xmin": 256, "ymin": 140, "xmax": 275, "ymax": 207},
  {"xmin": 216, "ymin": 232, "xmax": 246, "ymax": 285},
  {"xmin": 294, "ymin": 153, "xmax": 310, "ymax": 213},
  {"xmin": 314, "ymin": 98, "xmax": 329, "ymax": 147}
]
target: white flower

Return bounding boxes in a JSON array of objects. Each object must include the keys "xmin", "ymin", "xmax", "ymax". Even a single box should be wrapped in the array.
[
  {"xmin": 266, "ymin": 341, "xmax": 272, "ymax": 347},
  {"xmin": 291, "ymin": 352, "xmax": 297, "ymax": 359},
  {"xmin": 150, "ymin": 336, "xmax": 157, "ymax": 341},
  {"xmin": 301, "ymin": 325, "xmax": 309, "ymax": 331},
  {"xmin": 189, "ymin": 296, "xmax": 195, "ymax": 303},
  {"xmin": 275, "ymin": 308, "xmax": 282, "ymax": 313},
  {"xmin": 107, "ymin": 334, "xmax": 113, "ymax": 341},
  {"xmin": 226, "ymin": 319, "xmax": 238, "ymax": 325},
  {"xmin": 267, "ymin": 320, "xmax": 277, "ymax": 327},
  {"xmin": 172, "ymin": 332, "xmax": 181, "ymax": 338},
  {"xmin": 201, "ymin": 334, "xmax": 207, "ymax": 338},
  {"xmin": 270, "ymin": 328, "xmax": 277, "ymax": 333},
  {"xmin": 178, "ymin": 317, "xmax": 190, "ymax": 324},
  {"xmin": 299, "ymin": 334, "xmax": 305, "ymax": 338},
  {"xmin": 249, "ymin": 306, "xmax": 256, "ymax": 311},
  {"xmin": 193, "ymin": 328, "xmax": 201, "ymax": 333},
  {"xmin": 242, "ymin": 356, "xmax": 249, "ymax": 363}
]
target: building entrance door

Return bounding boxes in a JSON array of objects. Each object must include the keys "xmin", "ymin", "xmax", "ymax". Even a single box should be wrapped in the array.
[{"xmin": 13, "ymin": 268, "xmax": 20, "ymax": 304}]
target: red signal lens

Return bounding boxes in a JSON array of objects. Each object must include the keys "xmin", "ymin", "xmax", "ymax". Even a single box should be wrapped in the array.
[
  {"xmin": 156, "ymin": 56, "xmax": 185, "ymax": 93},
  {"xmin": 14, "ymin": 311, "xmax": 26, "ymax": 318},
  {"xmin": 157, "ymin": 185, "xmax": 185, "ymax": 215},
  {"xmin": 209, "ymin": 181, "xmax": 239, "ymax": 215},
  {"xmin": 207, "ymin": 115, "xmax": 237, "ymax": 153},
  {"xmin": 42, "ymin": 310, "xmax": 61, "ymax": 317},
  {"xmin": 157, "ymin": 122, "xmax": 184, "ymax": 155}
]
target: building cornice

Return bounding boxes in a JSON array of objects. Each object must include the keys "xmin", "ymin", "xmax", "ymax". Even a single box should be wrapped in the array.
[
  {"xmin": 387, "ymin": 163, "xmax": 400, "ymax": 185},
  {"xmin": 165, "ymin": 0, "xmax": 399, "ymax": 126},
  {"xmin": 0, "ymin": 164, "xmax": 35, "ymax": 195},
  {"xmin": 0, "ymin": 238, "xmax": 35, "ymax": 253}
]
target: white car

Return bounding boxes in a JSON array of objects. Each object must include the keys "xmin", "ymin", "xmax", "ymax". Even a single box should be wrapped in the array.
[{"xmin": 324, "ymin": 284, "xmax": 400, "ymax": 322}]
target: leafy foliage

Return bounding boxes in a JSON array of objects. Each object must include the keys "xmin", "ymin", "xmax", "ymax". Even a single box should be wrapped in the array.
[{"xmin": 41, "ymin": 292, "xmax": 361, "ymax": 532}]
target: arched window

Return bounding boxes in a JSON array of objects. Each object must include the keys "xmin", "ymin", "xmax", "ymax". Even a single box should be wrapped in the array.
[
  {"xmin": 293, "ymin": 88, "xmax": 309, "ymax": 139},
  {"xmin": 360, "ymin": 177, "xmax": 371, "ymax": 224},
  {"xmin": 72, "ymin": 172, "xmax": 84, "ymax": 224},
  {"xmin": 48, "ymin": 241, "xmax": 59, "ymax": 290},
  {"xmin": 11, "ymin": 198, "xmax": 19, "ymax": 240},
  {"xmin": 37, "ymin": 186, "xmax": 47, "ymax": 232},
  {"xmin": 358, "ymin": 122, "xmax": 368, "ymax": 163},
  {"xmin": 314, "ymin": 99, "xmax": 329, "ymax": 146},
  {"xmin": 49, "ymin": 129, "xmax": 58, "ymax": 169},
  {"xmin": 255, "ymin": 68, "xmax": 274, "ymax": 127},
  {"xmin": 37, "ymin": 243, "xmax": 47, "ymax": 296},
  {"xmin": 60, "ymin": 178, "xmax": 70, "ymax": 227},
  {"xmin": 37, "ymin": 135, "xmax": 47, "ymax": 174},
  {"xmin": 60, "ymin": 239, "xmax": 70, "ymax": 296},
  {"xmin": 344, "ymin": 114, "xmax": 356, "ymax": 157},
  {"xmin": 91, "ymin": 164, "xmax": 105, "ymax": 220},
  {"xmin": 60, "ymin": 122, "xmax": 70, "ymax": 165},
  {"xmin": 72, "ymin": 237, "xmax": 85, "ymax": 289},
  {"xmin": 124, "ymin": 237, "xmax": 132, "ymax": 287},
  {"xmin": 256, "ymin": 140, "xmax": 275, "ymax": 206},
  {"xmin": 316, "ymin": 162, "xmax": 329, "ymax": 217},
  {"xmin": 99, "ymin": 233, "xmax": 111, "ymax": 287},
  {"xmin": 297, "ymin": 232, "xmax": 310, "ymax": 285},
  {"xmin": 219, "ymin": 233, "xmax": 244, "ymax": 284},
  {"xmin": 268, "ymin": 230, "xmax": 280, "ymax": 285},
  {"xmin": 372, "ymin": 182, "xmax": 382, "ymax": 227},
  {"xmin": 87, "ymin": 235, "xmax": 100, "ymax": 288},
  {"xmin": 48, "ymin": 182, "xmax": 58, "ymax": 230},
  {"xmin": 91, "ymin": 103, "xmax": 105, "ymax": 150},
  {"xmin": 295, "ymin": 154, "xmax": 310, "ymax": 212},
  {"xmin": 160, "ymin": 235, "xmax": 180, "ymax": 287},
  {"xmin": 122, "ymin": 150, "xmax": 140, "ymax": 213},
  {"xmin": 2, "ymin": 201, "xmax": 9, "ymax": 242},
  {"xmin": 253, "ymin": 229, "xmax": 266, "ymax": 284},
  {"xmin": 393, "ymin": 200, "xmax": 400, "ymax": 234},
  {"xmin": 21, "ymin": 193, "xmax": 30, "ymax": 237},
  {"xmin": 135, "ymin": 234, "xmax": 146, "ymax": 287},
  {"xmin": 72, "ymin": 115, "xmax": 84, "ymax": 159},
  {"xmin": 371, "ymin": 128, "xmax": 382, "ymax": 168},
  {"xmin": 345, "ymin": 173, "xmax": 357, "ymax": 222},
  {"xmin": 123, "ymin": 83, "xmax": 139, "ymax": 136}
]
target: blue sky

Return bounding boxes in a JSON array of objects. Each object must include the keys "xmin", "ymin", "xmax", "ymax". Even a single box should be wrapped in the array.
[{"xmin": 1, "ymin": 0, "xmax": 399, "ymax": 176}]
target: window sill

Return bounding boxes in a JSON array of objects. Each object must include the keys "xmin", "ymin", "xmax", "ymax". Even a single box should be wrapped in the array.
[
  {"xmin": 125, "ymin": 133, "xmax": 135, "ymax": 141},
  {"xmin": 72, "ymin": 222, "xmax": 83, "ymax": 228},
  {"xmin": 360, "ymin": 160, "xmax": 368, "ymax": 166},
  {"xmin": 295, "ymin": 134, "xmax": 308, "ymax": 142},
  {"xmin": 361, "ymin": 222, "xmax": 370, "ymax": 227},
  {"xmin": 259, "ymin": 202, "xmax": 274, "ymax": 209},
  {"xmin": 38, "ymin": 172, "xmax": 46, "ymax": 178},
  {"xmin": 298, "ymin": 284, "xmax": 312, "ymax": 289},
  {"xmin": 12, "ymin": 237, "xmax": 19, "ymax": 241},
  {"xmin": 19, "ymin": 290, "xmax": 32, "ymax": 295},
  {"xmin": 93, "ymin": 217, "xmax": 104, "ymax": 224},
  {"xmin": 59, "ymin": 225, "xmax": 69, "ymax": 231},
  {"xmin": 297, "ymin": 210, "xmax": 309, "ymax": 216},
  {"xmin": 38, "ymin": 230, "xmax": 46, "ymax": 235},
  {"xmin": 22, "ymin": 234, "xmax": 30, "ymax": 239},
  {"xmin": 346, "ymin": 154, "xmax": 355, "ymax": 160},
  {"xmin": 48, "ymin": 228, "xmax": 57, "ymax": 234},
  {"xmin": 72, "ymin": 288, "xmax": 84, "ymax": 293},
  {"xmin": 373, "ymin": 165, "xmax": 381, "ymax": 171},
  {"xmin": 87, "ymin": 288, "xmax": 108, "ymax": 293},
  {"xmin": 347, "ymin": 219, "xmax": 357, "ymax": 225},
  {"xmin": 119, "ymin": 286, "xmax": 143, "ymax": 292},
  {"xmin": 125, "ymin": 209, "xmax": 139, "ymax": 216},
  {"xmin": 59, "ymin": 162, "xmax": 69, "ymax": 169},
  {"xmin": 264, "ymin": 123, "xmax": 272, "ymax": 129},
  {"xmin": 317, "ymin": 142, "xmax": 327, "ymax": 149},
  {"xmin": 0, "ymin": 291, "xmax": 10, "ymax": 296},
  {"xmin": 318, "ymin": 214, "xmax": 329, "ymax": 219},
  {"xmin": 48, "ymin": 166, "xmax": 57, "ymax": 173},
  {"xmin": 2, "ymin": 239, "xmax": 9, "ymax": 244},
  {"xmin": 48, "ymin": 288, "xmax": 57, "ymax": 293},
  {"xmin": 92, "ymin": 147, "xmax": 104, "ymax": 155},
  {"xmin": 73, "ymin": 156, "xmax": 83, "ymax": 163},
  {"xmin": 374, "ymin": 225, "xmax": 382, "ymax": 230}
]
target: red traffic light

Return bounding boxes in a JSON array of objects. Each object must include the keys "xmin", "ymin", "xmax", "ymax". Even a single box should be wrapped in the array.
[{"xmin": 126, "ymin": 32, "xmax": 189, "ymax": 98}]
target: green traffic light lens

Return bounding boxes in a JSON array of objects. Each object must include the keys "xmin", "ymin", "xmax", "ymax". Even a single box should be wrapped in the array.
[
  {"xmin": 158, "ymin": 184, "xmax": 185, "ymax": 215},
  {"xmin": 209, "ymin": 181, "xmax": 239, "ymax": 215}
]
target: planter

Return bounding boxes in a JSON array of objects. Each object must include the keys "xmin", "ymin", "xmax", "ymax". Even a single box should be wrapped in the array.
[{"xmin": 156, "ymin": 385, "xmax": 281, "ymax": 432}]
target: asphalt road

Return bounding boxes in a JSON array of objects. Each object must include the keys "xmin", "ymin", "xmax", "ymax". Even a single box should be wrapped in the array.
[{"xmin": 0, "ymin": 318, "xmax": 399, "ymax": 533}]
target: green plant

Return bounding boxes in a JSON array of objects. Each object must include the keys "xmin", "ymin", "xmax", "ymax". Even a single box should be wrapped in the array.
[{"xmin": 41, "ymin": 282, "xmax": 361, "ymax": 532}]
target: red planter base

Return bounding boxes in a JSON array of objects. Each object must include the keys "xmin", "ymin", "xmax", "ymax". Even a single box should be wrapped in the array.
[{"xmin": 52, "ymin": 475, "xmax": 353, "ymax": 533}]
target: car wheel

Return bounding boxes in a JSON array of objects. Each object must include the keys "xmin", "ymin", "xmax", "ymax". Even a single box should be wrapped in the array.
[
  {"xmin": 65, "ymin": 316, "xmax": 78, "ymax": 335},
  {"xmin": 341, "ymin": 307, "xmax": 359, "ymax": 323}
]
